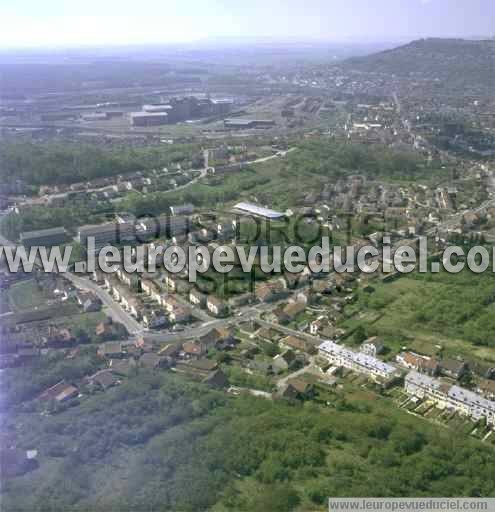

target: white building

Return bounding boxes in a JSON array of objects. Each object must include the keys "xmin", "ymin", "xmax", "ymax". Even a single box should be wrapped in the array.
[
  {"xmin": 318, "ymin": 340, "xmax": 399, "ymax": 383},
  {"xmin": 404, "ymin": 371, "xmax": 495, "ymax": 426}
]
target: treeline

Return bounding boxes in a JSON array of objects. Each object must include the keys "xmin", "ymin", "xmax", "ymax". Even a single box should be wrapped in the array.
[
  {"xmin": 3, "ymin": 372, "xmax": 495, "ymax": 512},
  {"xmin": 0, "ymin": 141, "xmax": 201, "ymax": 186}
]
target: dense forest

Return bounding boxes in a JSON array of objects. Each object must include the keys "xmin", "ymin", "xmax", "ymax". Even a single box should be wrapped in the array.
[
  {"xmin": 2, "ymin": 372, "xmax": 495, "ymax": 512},
  {"xmin": 0, "ymin": 141, "xmax": 201, "ymax": 186}
]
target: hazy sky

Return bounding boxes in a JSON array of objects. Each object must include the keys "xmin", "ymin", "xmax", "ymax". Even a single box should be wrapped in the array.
[{"xmin": 0, "ymin": 0, "xmax": 493, "ymax": 48}]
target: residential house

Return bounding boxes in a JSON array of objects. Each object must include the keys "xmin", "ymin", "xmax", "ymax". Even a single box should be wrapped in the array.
[
  {"xmin": 109, "ymin": 358, "xmax": 137, "ymax": 377},
  {"xmin": 139, "ymin": 353, "xmax": 168, "ymax": 369},
  {"xmin": 247, "ymin": 360, "xmax": 273, "ymax": 376},
  {"xmin": 162, "ymin": 295, "xmax": 181, "ymax": 313},
  {"xmin": 76, "ymin": 291, "xmax": 102, "ymax": 313},
  {"xmin": 360, "ymin": 337, "xmax": 385, "ymax": 358},
  {"xmin": 283, "ymin": 302, "xmax": 306, "ymax": 322},
  {"xmin": 39, "ymin": 380, "xmax": 78, "ymax": 403},
  {"xmin": 95, "ymin": 318, "xmax": 127, "ymax": 340},
  {"xmin": 141, "ymin": 278, "xmax": 163, "ymax": 303},
  {"xmin": 116, "ymin": 268, "xmax": 140, "ymax": 291},
  {"xmin": 189, "ymin": 288, "xmax": 207, "ymax": 308},
  {"xmin": 182, "ymin": 341, "xmax": 207, "ymax": 358},
  {"xmin": 396, "ymin": 351, "xmax": 439, "ymax": 376},
  {"xmin": 169, "ymin": 306, "xmax": 191, "ymax": 324},
  {"xmin": 477, "ymin": 379, "xmax": 495, "ymax": 400},
  {"xmin": 176, "ymin": 358, "xmax": 218, "ymax": 377},
  {"xmin": 86, "ymin": 369, "xmax": 120, "ymax": 390},
  {"xmin": 157, "ymin": 343, "xmax": 182, "ymax": 359},
  {"xmin": 258, "ymin": 327, "xmax": 282, "ymax": 342},
  {"xmin": 98, "ymin": 342, "xmax": 125, "ymax": 359},
  {"xmin": 309, "ymin": 318, "xmax": 325, "ymax": 335},
  {"xmin": 142, "ymin": 309, "xmax": 168, "ymax": 329},
  {"xmin": 255, "ymin": 280, "xmax": 287, "ymax": 303},
  {"xmin": 135, "ymin": 336, "xmax": 154, "ymax": 353},
  {"xmin": 277, "ymin": 378, "xmax": 315, "ymax": 400},
  {"xmin": 438, "ymin": 358, "xmax": 467, "ymax": 380},
  {"xmin": 272, "ymin": 350, "xmax": 297, "ymax": 374},
  {"xmin": 228, "ymin": 293, "xmax": 255, "ymax": 309},
  {"xmin": 199, "ymin": 327, "xmax": 235, "ymax": 351},
  {"xmin": 271, "ymin": 306, "xmax": 290, "ymax": 325},
  {"xmin": 295, "ymin": 289, "xmax": 317, "ymax": 305},
  {"xmin": 281, "ymin": 335, "xmax": 312, "ymax": 353},
  {"xmin": 206, "ymin": 296, "xmax": 228, "ymax": 317},
  {"xmin": 202, "ymin": 369, "xmax": 229, "ymax": 389},
  {"xmin": 43, "ymin": 327, "xmax": 75, "ymax": 349},
  {"xmin": 282, "ymin": 270, "xmax": 310, "ymax": 290}
]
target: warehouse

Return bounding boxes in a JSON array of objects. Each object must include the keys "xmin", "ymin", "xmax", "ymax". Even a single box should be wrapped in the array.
[
  {"xmin": 233, "ymin": 202, "xmax": 285, "ymax": 220},
  {"xmin": 224, "ymin": 118, "xmax": 275, "ymax": 129},
  {"xmin": 130, "ymin": 112, "xmax": 169, "ymax": 127},
  {"xmin": 20, "ymin": 227, "xmax": 68, "ymax": 248},
  {"xmin": 77, "ymin": 222, "xmax": 135, "ymax": 250}
]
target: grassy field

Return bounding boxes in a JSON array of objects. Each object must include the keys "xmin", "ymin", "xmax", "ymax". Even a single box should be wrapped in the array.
[
  {"xmin": 8, "ymin": 279, "xmax": 52, "ymax": 312},
  {"xmin": 341, "ymin": 269, "xmax": 495, "ymax": 365}
]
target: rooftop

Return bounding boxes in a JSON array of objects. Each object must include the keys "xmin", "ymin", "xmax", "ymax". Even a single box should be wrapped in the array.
[
  {"xmin": 20, "ymin": 226, "xmax": 67, "ymax": 240},
  {"xmin": 319, "ymin": 340, "xmax": 397, "ymax": 377},
  {"xmin": 233, "ymin": 202, "xmax": 285, "ymax": 220}
]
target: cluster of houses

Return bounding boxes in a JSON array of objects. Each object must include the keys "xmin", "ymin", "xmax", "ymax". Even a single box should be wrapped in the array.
[
  {"xmin": 317, "ymin": 338, "xmax": 495, "ymax": 426},
  {"xmin": 35, "ymin": 325, "xmax": 240, "ymax": 410},
  {"xmin": 22, "ymin": 166, "xmax": 199, "ymax": 209},
  {"xmin": 396, "ymin": 351, "xmax": 468, "ymax": 380},
  {"xmin": 405, "ymin": 371, "xmax": 495, "ymax": 426}
]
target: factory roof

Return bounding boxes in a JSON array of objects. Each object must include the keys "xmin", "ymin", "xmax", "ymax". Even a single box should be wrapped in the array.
[
  {"xmin": 233, "ymin": 202, "xmax": 285, "ymax": 219},
  {"xmin": 20, "ymin": 226, "xmax": 67, "ymax": 240}
]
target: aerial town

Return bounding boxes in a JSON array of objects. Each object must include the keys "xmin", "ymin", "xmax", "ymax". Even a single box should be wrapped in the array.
[{"xmin": 1, "ymin": 4, "xmax": 495, "ymax": 511}]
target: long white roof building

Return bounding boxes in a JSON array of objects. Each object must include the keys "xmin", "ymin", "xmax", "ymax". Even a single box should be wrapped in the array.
[
  {"xmin": 405, "ymin": 371, "xmax": 495, "ymax": 425},
  {"xmin": 318, "ymin": 340, "xmax": 398, "ymax": 381},
  {"xmin": 233, "ymin": 202, "xmax": 285, "ymax": 220}
]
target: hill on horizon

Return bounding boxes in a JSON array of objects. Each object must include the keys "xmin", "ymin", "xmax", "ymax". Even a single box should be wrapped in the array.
[{"xmin": 341, "ymin": 37, "xmax": 495, "ymax": 95}]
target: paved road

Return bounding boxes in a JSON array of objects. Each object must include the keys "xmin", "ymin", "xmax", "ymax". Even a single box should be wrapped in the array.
[{"xmin": 65, "ymin": 273, "xmax": 143, "ymax": 335}]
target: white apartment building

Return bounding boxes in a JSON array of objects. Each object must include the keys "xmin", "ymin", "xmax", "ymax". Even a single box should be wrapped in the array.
[
  {"xmin": 318, "ymin": 340, "xmax": 399, "ymax": 383},
  {"xmin": 404, "ymin": 371, "xmax": 495, "ymax": 426}
]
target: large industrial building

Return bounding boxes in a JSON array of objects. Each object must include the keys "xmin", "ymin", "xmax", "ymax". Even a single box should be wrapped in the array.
[
  {"xmin": 233, "ymin": 202, "xmax": 285, "ymax": 220},
  {"xmin": 224, "ymin": 119, "xmax": 276, "ymax": 129},
  {"xmin": 138, "ymin": 215, "xmax": 189, "ymax": 239},
  {"xmin": 142, "ymin": 104, "xmax": 173, "ymax": 114},
  {"xmin": 130, "ymin": 97, "xmax": 233, "ymax": 127},
  {"xmin": 130, "ymin": 112, "xmax": 169, "ymax": 127},
  {"xmin": 20, "ymin": 227, "xmax": 68, "ymax": 248},
  {"xmin": 77, "ymin": 222, "xmax": 135, "ymax": 250}
]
